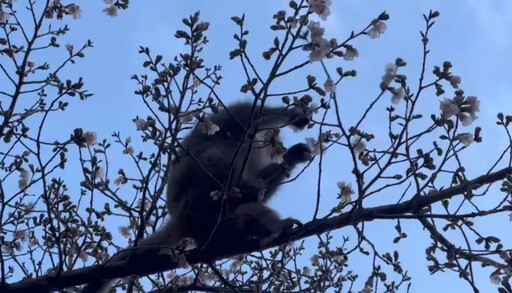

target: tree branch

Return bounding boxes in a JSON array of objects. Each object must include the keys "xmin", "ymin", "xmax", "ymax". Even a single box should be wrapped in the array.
[{"xmin": 3, "ymin": 167, "xmax": 511, "ymax": 293}]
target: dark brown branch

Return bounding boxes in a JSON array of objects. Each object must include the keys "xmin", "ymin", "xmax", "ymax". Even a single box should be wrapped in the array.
[
  {"xmin": 419, "ymin": 219, "xmax": 507, "ymax": 270},
  {"xmin": 3, "ymin": 167, "xmax": 511, "ymax": 293}
]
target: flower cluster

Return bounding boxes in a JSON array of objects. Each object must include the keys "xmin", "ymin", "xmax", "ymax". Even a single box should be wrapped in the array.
[
  {"xmin": 336, "ymin": 181, "xmax": 354, "ymax": 203},
  {"xmin": 67, "ymin": 4, "xmax": 82, "ymax": 19},
  {"xmin": 103, "ymin": 0, "xmax": 119, "ymax": 17},
  {"xmin": 351, "ymin": 134, "xmax": 366, "ymax": 154},
  {"xmin": 368, "ymin": 20, "xmax": 386, "ymax": 39},
  {"xmin": 324, "ymin": 78, "xmax": 336, "ymax": 92},
  {"xmin": 391, "ymin": 87, "xmax": 406, "ymax": 104},
  {"xmin": 135, "ymin": 118, "xmax": 148, "ymax": 130},
  {"xmin": 18, "ymin": 170, "xmax": 30, "ymax": 190},
  {"xmin": 455, "ymin": 133, "xmax": 474, "ymax": 146},
  {"xmin": 122, "ymin": 136, "xmax": 134, "ymax": 155},
  {"xmin": 382, "ymin": 63, "xmax": 398, "ymax": 88},
  {"xmin": 307, "ymin": 0, "xmax": 331, "ymax": 20},
  {"xmin": 0, "ymin": 9, "xmax": 9, "ymax": 24},
  {"xmin": 344, "ymin": 45, "xmax": 359, "ymax": 61},
  {"xmin": 306, "ymin": 21, "xmax": 332, "ymax": 62},
  {"xmin": 84, "ymin": 131, "xmax": 97, "ymax": 146},
  {"xmin": 440, "ymin": 93, "xmax": 480, "ymax": 126}
]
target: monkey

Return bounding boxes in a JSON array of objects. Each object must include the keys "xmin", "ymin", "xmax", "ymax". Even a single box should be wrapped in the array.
[
  {"xmin": 164, "ymin": 101, "xmax": 314, "ymax": 249},
  {"xmin": 80, "ymin": 100, "xmax": 314, "ymax": 293}
]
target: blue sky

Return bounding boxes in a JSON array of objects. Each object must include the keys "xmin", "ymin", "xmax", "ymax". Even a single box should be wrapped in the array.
[{"xmin": 4, "ymin": 0, "xmax": 512, "ymax": 292}]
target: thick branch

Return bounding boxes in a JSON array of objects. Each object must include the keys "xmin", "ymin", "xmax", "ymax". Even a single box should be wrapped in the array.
[{"xmin": 3, "ymin": 167, "xmax": 511, "ymax": 293}]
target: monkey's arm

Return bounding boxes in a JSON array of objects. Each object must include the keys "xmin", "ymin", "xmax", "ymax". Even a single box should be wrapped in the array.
[{"xmin": 240, "ymin": 143, "xmax": 311, "ymax": 202}]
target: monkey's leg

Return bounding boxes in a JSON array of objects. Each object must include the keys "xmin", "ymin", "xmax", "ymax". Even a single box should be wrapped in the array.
[
  {"xmin": 233, "ymin": 203, "xmax": 301, "ymax": 238},
  {"xmin": 202, "ymin": 203, "xmax": 301, "ymax": 254}
]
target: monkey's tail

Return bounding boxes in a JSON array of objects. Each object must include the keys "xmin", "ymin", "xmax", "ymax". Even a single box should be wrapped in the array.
[{"xmin": 80, "ymin": 220, "xmax": 179, "ymax": 293}]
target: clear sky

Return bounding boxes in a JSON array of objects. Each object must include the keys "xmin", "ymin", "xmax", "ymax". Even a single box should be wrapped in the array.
[{"xmin": 4, "ymin": 0, "xmax": 512, "ymax": 292}]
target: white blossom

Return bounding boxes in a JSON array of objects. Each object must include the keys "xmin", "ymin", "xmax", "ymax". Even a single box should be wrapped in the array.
[
  {"xmin": 78, "ymin": 250, "xmax": 88, "ymax": 263},
  {"xmin": 307, "ymin": 21, "xmax": 331, "ymax": 62},
  {"xmin": 309, "ymin": 38, "xmax": 331, "ymax": 62},
  {"xmin": 18, "ymin": 170, "xmax": 30, "ymax": 190},
  {"xmin": 230, "ymin": 259, "xmax": 243, "ymax": 273},
  {"xmin": 1, "ymin": 243, "xmax": 12, "ymax": 254},
  {"xmin": 458, "ymin": 113, "xmax": 474, "ymax": 126},
  {"xmin": 337, "ymin": 182, "xmax": 354, "ymax": 203},
  {"xmin": 351, "ymin": 135, "xmax": 366, "ymax": 154},
  {"xmin": 84, "ymin": 131, "xmax": 97, "ymax": 146},
  {"xmin": 286, "ymin": 16, "xmax": 298, "ymax": 28},
  {"xmin": 440, "ymin": 99, "xmax": 460, "ymax": 118},
  {"xmin": 310, "ymin": 254, "xmax": 320, "ymax": 266},
  {"xmin": 456, "ymin": 133, "xmax": 474, "ymax": 146},
  {"xmin": 95, "ymin": 250, "xmax": 109, "ymax": 262},
  {"xmin": 448, "ymin": 75, "xmax": 461, "ymax": 89},
  {"xmin": 135, "ymin": 118, "xmax": 148, "ymax": 130},
  {"xmin": 303, "ymin": 266, "xmax": 311, "ymax": 276},
  {"xmin": 308, "ymin": 21, "xmax": 325, "ymax": 42},
  {"xmin": 324, "ymin": 78, "xmax": 336, "ymax": 92},
  {"xmin": 29, "ymin": 238, "xmax": 39, "ymax": 248},
  {"xmin": 344, "ymin": 46, "xmax": 359, "ymax": 61},
  {"xmin": 13, "ymin": 230, "xmax": 27, "ymax": 242},
  {"xmin": 198, "ymin": 118, "xmax": 220, "ymax": 135},
  {"xmin": 118, "ymin": 226, "xmax": 131, "ymax": 238},
  {"xmin": 0, "ymin": 10, "xmax": 9, "ymax": 24},
  {"xmin": 361, "ymin": 285, "xmax": 373, "ymax": 293},
  {"xmin": 309, "ymin": 102, "xmax": 319, "ymax": 114},
  {"xmin": 103, "ymin": 5, "xmax": 118, "ymax": 17},
  {"xmin": 381, "ymin": 63, "xmax": 397, "ymax": 87},
  {"xmin": 305, "ymin": 137, "xmax": 322, "ymax": 156},
  {"xmin": 24, "ymin": 202, "xmax": 36, "ymax": 213},
  {"xmin": 104, "ymin": 0, "xmax": 115, "ymax": 3},
  {"xmin": 391, "ymin": 87, "xmax": 406, "ymax": 104},
  {"xmin": 114, "ymin": 175, "xmax": 125, "ymax": 185},
  {"xmin": 368, "ymin": 20, "xmax": 387, "ymax": 39},
  {"xmin": 465, "ymin": 96, "xmax": 480, "ymax": 118},
  {"xmin": 179, "ymin": 111, "xmax": 195, "ymax": 124},
  {"xmin": 440, "ymin": 96, "xmax": 480, "ymax": 126},
  {"xmin": 490, "ymin": 273, "xmax": 501, "ymax": 285},
  {"xmin": 193, "ymin": 77, "xmax": 201, "ymax": 89},
  {"xmin": 308, "ymin": 0, "xmax": 331, "ymax": 20},
  {"xmin": 123, "ymin": 146, "xmax": 134, "ymax": 155},
  {"xmin": 94, "ymin": 166, "xmax": 104, "ymax": 181},
  {"xmin": 67, "ymin": 4, "xmax": 82, "ymax": 19}
]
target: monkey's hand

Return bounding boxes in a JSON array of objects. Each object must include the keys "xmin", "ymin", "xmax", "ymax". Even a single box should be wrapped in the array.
[
  {"xmin": 279, "ymin": 217, "xmax": 302, "ymax": 235},
  {"xmin": 283, "ymin": 143, "xmax": 312, "ymax": 168},
  {"xmin": 256, "ymin": 217, "xmax": 302, "ymax": 247}
]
